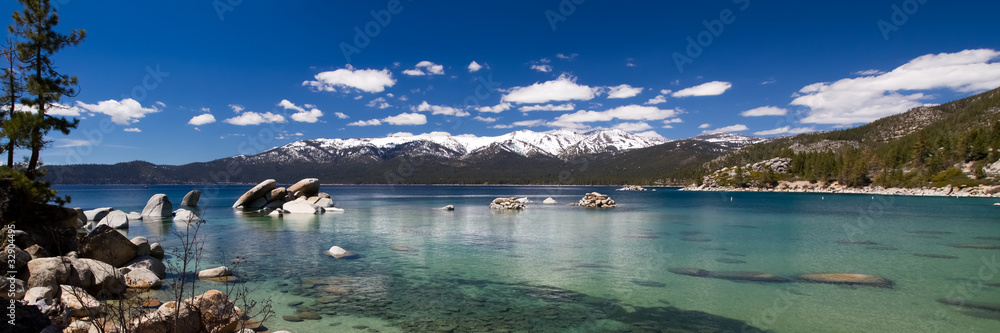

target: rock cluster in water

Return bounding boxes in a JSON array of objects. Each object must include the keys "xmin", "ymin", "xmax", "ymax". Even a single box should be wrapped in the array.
[
  {"xmin": 578, "ymin": 192, "xmax": 616, "ymax": 208},
  {"xmin": 616, "ymin": 185, "xmax": 647, "ymax": 191},
  {"xmin": 668, "ymin": 267, "xmax": 896, "ymax": 288},
  {"xmin": 232, "ymin": 178, "xmax": 338, "ymax": 215},
  {"xmin": 489, "ymin": 197, "xmax": 526, "ymax": 210}
]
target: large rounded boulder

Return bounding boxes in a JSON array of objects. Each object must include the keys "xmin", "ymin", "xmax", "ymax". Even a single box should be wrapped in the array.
[
  {"xmin": 181, "ymin": 190, "xmax": 201, "ymax": 207},
  {"xmin": 287, "ymin": 178, "xmax": 320, "ymax": 198},
  {"xmin": 141, "ymin": 194, "xmax": 173, "ymax": 217},
  {"xmin": 79, "ymin": 225, "xmax": 138, "ymax": 267},
  {"xmin": 232, "ymin": 179, "xmax": 277, "ymax": 208}
]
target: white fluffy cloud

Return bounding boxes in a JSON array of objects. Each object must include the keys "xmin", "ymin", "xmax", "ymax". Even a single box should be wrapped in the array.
[
  {"xmin": 550, "ymin": 104, "xmax": 680, "ymax": 129},
  {"xmin": 612, "ymin": 122, "xmax": 653, "ymax": 132},
  {"xmin": 512, "ymin": 119, "xmax": 548, "ymax": 127},
  {"xmin": 854, "ymin": 69, "xmax": 885, "ymax": 76},
  {"xmin": 644, "ymin": 89, "xmax": 672, "ymax": 105},
  {"xmin": 76, "ymin": 99, "xmax": 159, "ymax": 125},
  {"xmin": 519, "ymin": 103, "xmax": 575, "ymax": 112},
  {"xmin": 753, "ymin": 126, "xmax": 815, "ymax": 136},
  {"xmin": 606, "ymin": 84, "xmax": 644, "ymax": 99},
  {"xmin": 403, "ymin": 61, "xmax": 445, "ymax": 76},
  {"xmin": 672, "ymin": 81, "xmax": 732, "ymax": 97},
  {"xmin": 334, "ymin": 112, "xmax": 350, "ymax": 119},
  {"xmin": 123, "ymin": 128, "xmax": 141, "ymax": 133},
  {"xmin": 502, "ymin": 74, "xmax": 600, "ymax": 104},
  {"xmin": 703, "ymin": 124, "xmax": 748, "ymax": 134},
  {"xmin": 9, "ymin": 103, "xmax": 83, "ymax": 117},
  {"xmin": 366, "ymin": 97, "xmax": 391, "ymax": 109},
  {"xmin": 278, "ymin": 99, "xmax": 324, "ymax": 123},
  {"xmin": 793, "ymin": 49, "xmax": 1000, "ymax": 124},
  {"xmin": 530, "ymin": 64, "xmax": 552, "ymax": 73},
  {"xmin": 468, "ymin": 61, "xmax": 483, "ymax": 72},
  {"xmin": 473, "ymin": 116, "xmax": 497, "ymax": 123},
  {"xmin": 476, "ymin": 102, "xmax": 511, "ymax": 113},
  {"xmin": 347, "ymin": 119, "xmax": 382, "ymax": 126},
  {"xmin": 414, "ymin": 101, "xmax": 470, "ymax": 117},
  {"xmin": 698, "ymin": 123, "xmax": 710, "ymax": 129},
  {"xmin": 188, "ymin": 113, "xmax": 217, "ymax": 126},
  {"xmin": 383, "ymin": 112, "xmax": 427, "ymax": 125},
  {"xmin": 303, "ymin": 65, "xmax": 396, "ymax": 93},
  {"xmin": 740, "ymin": 106, "xmax": 788, "ymax": 117},
  {"xmin": 224, "ymin": 112, "xmax": 286, "ymax": 126}
]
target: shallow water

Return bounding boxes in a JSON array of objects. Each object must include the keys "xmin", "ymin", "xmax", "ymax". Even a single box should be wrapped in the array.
[{"xmin": 54, "ymin": 184, "xmax": 1000, "ymax": 332}]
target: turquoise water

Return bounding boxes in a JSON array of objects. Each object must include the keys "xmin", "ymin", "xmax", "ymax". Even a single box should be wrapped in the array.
[{"xmin": 54, "ymin": 185, "xmax": 1000, "ymax": 332}]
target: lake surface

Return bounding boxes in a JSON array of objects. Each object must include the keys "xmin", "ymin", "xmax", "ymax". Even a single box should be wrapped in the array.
[{"xmin": 53, "ymin": 184, "xmax": 1000, "ymax": 332}]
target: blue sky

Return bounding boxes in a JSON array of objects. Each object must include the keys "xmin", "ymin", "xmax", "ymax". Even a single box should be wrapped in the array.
[{"xmin": 3, "ymin": 0, "xmax": 999, "ymax": 165}]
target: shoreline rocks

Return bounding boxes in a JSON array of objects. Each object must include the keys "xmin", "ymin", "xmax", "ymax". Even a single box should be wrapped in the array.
[
  {"xmin": 616, "ymin": 185, "xmax": 647, "ymax": 191},
  {"xmin": 578, "ymin": 192, "xmax": 616, "ymax": 208},
  {"xmin": 97, "ymin": 210, "xmax": 129, "ymax": 229},
  {"xmin": 683, "ymin": 181, "xmax": 1000, "ymax": 198},
  {"xmin": 490, "ymin": 197, "xmax": 526, "ymax": 210}
]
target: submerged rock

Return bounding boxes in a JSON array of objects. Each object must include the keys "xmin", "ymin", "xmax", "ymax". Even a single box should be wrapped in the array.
[
  {"xmin": 669, "ymin": 267, "xmax": 790, "ymax": 283},
  {"xmin": 950, "ymin": 244, "xmax": 1000, "ymax": 250},
  {"xmin": 325, "ymin": 246, "xmax": 358, "ymax": 259},
  {"xmin": 797, "ymin": 273, "xmax": 894, "ymax": 288},
  {"xmin": 198, "ymin": 266, "xmax": 234, "ymax": 279}
]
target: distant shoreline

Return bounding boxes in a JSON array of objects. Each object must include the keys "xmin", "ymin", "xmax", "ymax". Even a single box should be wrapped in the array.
[{"xmin": 680, "ymin": 184, "xmax": 999, "ymax": 198}]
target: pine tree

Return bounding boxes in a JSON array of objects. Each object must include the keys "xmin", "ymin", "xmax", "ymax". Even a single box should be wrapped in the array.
[
  {"xmin": 10, "ymin": 0, "xmax": 84, "ymax": 179},
  {"xmin": 1, "ymin": 37, "xmax": 27, "ymax": 168}
]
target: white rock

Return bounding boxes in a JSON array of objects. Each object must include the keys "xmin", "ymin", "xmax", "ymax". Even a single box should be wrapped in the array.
[
  {"xmin": 131, "ymin": 236, "xmax": 151, "ymax": 256},
  {"xmin": 173, "ymin": 209, "xmax": 202, "ymax": 223},
  {"xmin": 543, "ymin": 197, "xmax": 557, "ymax": 204},
  {"xmin": 22, "ymin": 286, "xmax": 57, "ymax": 304},
  {"xmin": 283, "ymin": 197, "xmax": 320, "ymax": 214},
  {"xmin": 83, "ymin": 207, "xmax": 113, "ymax": 221},
  {"xmin": 326, "ymin": 207, "xmax": 345, "ymax": 213},
  {"xmin": 141, "ymin": 194, "xmax": 173, "ymax": 217},
  {"xmin": 97, "ymin": 210, "xmax": 129, "ymax": 229},
  {"xmin": 127, "ymin": 211, "xmax": 143, "ymax": 220},
  {"xmin": 124, "ymin": 267, "xmax": 162, "ymax": 289},
  {"xmin": 325, "ymin": 246, "xmax": 358, "ymax": 259},
  {"xmin": 60, "ymin": 285, "xmax": 100, "ymax": 318},
  {"xmin": 312, "ymin": 197, "xmax": 335, "ymax": 208},
  {"xmin": 198, "ymin": 266, "xmax": 233, "ymax": 279}
]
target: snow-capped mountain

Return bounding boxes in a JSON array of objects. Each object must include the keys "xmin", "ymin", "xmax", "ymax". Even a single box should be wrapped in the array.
[
  {"xmin": 690, "ymin": 133, "xmax": 769, "ymax": 149},
  {"xmin": 237, "ymin": 129, "xmax": 672, "ymax": 164}
]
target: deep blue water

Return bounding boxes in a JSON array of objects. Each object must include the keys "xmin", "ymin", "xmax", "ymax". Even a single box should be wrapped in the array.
[{"xmin": 53, "ymin": 184, "xmax": 1000, "ymax": 332}]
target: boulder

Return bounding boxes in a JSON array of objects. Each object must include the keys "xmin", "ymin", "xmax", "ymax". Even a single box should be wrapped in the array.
[
  {"xmin": 232, "ymin": 179, "xmax": 277, "ymax": 208},
  {"xmin": 797, "ymin": 273, "xmax": 894, "ymax": 288},
  {"xmin": 181, "ymin": 190, "xmax": 202, "ymax": 207},
  {"xmin": 578, "ymin": 192, "xmax": 616, "ymax": 208},
  {"xmin": 489, "ymin": 197, "xmax": 526, "ymax": 210},
  {"xmin": 287, "ymin": 178, "xmax": 320, "ymax": 198},
  {"xmin": 74, "ymin": 257, "xmax": 126, "ymax": 295},
  {"xmin": 79, "ymin": 225, "xmax": 138, "ymax": 267},
  {"xmin": 149, "ymin": 243, "xmax": 164, "ymax": 260},
  {"xmin": 312, "ymin": 197, "xmax": 335, "ymax": 208},
  {"xmin": 26, "ymin": 257, "xmax": 72, "ymax": 289},
  {"xmin": 131, "ymin": 237, "xmax": 151, "ymax": 257},
  {"xmin": 441, "ymin": 205, "xmax": 455, "ymax": 211},
  {"xmin": 97, "ymin": 210, "xmax": 129, "ymax": 229},
  {"xmin": 59, "ymin": 285, "xmax": 100, "ymax": 318},
  {"xmin": 543, "ymin": 197, "xmax": 557, "ymax": 204},
  {"xmin": 23, "ymin": 286, "xmax": 59, "ymax": 304},
  {"xmin": 24, "ymin": 244, "xmax": 50, "ymax": 260},
  {"xmin": 124, "ymin": 256, "xmax": 167, "ymax": 279},
  {"xmin": 73, "ymin": 208, "xmax": 87, "ymax": 227},
  {"xmin": 325, "ymin": 246, "xmax": 358, "ymax": 259},
  {"xmin": 198, "ymin": 266, "xmax": 233, "ymax": 279},
  {"xmin": 127, "ymin": 211, "xmax": 143, "ymax": 220},
  {"xmin": 173, "ymin": 209, "xmax": 202, "ymax": 223},
  {"xmin": 245, "ymin": 196, "xmax": 270, "ymax": 210},
  {"xmin": 124, "ymin": 267, "xmax": 162, "ymax": 289},
  {"xmin": 1, "ymin": 277, "xmax": 27, "ymax": 300},
  {"xmin": 190, "ymin": 290, "xmax": 240, "ymax": 333},
  {"xmin": 64, "ymin": 320, "xmax": 90, "ymax": 333},
  {"xmin": 83, "ymin": 207, "xmax": 114, "ymax": 221},
  {"xmin": 268, "ymin": 209, "xmax": 283, "ymax": 217},
  {"xmin": 318, "ymin": 192, "xmax": 331, "ymax": 199},
  {"xmin": 132, "ymin": 300, "xmax": 201, "ymax": 333},
  {"xmin": 265, "ymin": 187, "xmax": 287, "ymax": 202},
  {"xmin": 283, "ymin": 197, "xmax": 320, "ymax": 214},
  {"xmin": 141, "ymin": 194, "xmax": 173, "ymax": 217}
]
